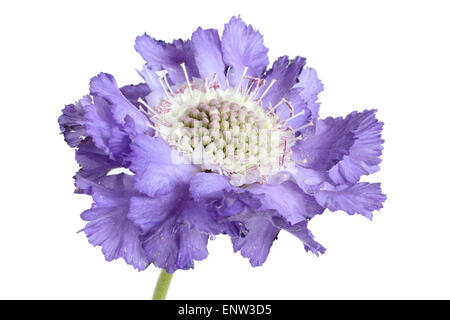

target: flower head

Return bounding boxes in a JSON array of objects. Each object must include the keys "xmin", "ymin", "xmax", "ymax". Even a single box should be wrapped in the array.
[{"xmin": 59, "ymin": 16, "xmax": 385, "ymax": 271}]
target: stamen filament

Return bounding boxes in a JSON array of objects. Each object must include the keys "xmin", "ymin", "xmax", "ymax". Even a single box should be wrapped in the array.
[
  {"xmin": 293, "ymin": 121, "xmax": 314, "ymax": 132},
  {"xmin": 237, "ymin": 66, "xmax": 249, "ymax": 92},
  {"xmin": 138, "ymin": 98, "xmax": 158, "ymax": 115},
  {"xmin": 158, "ymin": 70, "xmax": 174, "ymax": 95},
  {"xmin": 225, "ymin": 66, "xmax": 231, "ymax": 88},
  {"xmin": 157, "ymin": 76, "xmax": 173, "ymax": 102},
  {"xmin": 246, "ymin": 80, "xmax": 255, "ymax": 95},
  {"xmin": 259, "ymin": 79, "xmax": 277, "ymax": 100},
  {"xmin": 180, "ymin": 63, "xmax": 193, "ymax": 96},
  {"xmin": 286, "ymin": 110, "xmax": 305, "ymax": 122},
  {"xmin": 147, "ymin": 122, "xmax": 162, "ymax": 133}
]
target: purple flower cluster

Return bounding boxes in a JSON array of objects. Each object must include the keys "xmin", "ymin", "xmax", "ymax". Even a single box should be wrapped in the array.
[{"xmin": 59, "ymin": 17, "xmax": 385, "ymax": 272}]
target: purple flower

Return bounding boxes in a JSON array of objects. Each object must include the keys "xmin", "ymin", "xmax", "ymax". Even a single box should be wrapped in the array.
[{"xmin": 59, "ymin": 16, "xmax": 385, "ymax": 271}]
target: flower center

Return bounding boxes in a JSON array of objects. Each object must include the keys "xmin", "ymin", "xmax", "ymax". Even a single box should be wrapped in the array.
[{"xmin": 139, "ymin": 65, "xmax": 308, "ymax": 185}]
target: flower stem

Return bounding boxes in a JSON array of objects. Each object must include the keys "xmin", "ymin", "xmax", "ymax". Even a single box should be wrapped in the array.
[{"xmin": 152, "ymin": 269, "xmax": 174, "ymax": 300}]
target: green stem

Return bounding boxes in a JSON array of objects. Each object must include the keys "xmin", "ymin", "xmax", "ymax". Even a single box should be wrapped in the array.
[{"xmin": 152, "ymin": 269, "xmax": 174, "ymax": 300}]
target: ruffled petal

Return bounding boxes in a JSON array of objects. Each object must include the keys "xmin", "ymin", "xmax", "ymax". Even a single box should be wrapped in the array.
[
  {"xmin": 274, "ymin": 219, "xmax": 326, "ymax": 256},
  {"xmin": 295, "ymin": 67, "xmax": 323, "ymax": 120},
  {"xmin": 58, "ymin": 96, "xmax": 90, "ymax": 147},
  {"xmin": 137, "ymin": 66, "xmax": 166, "ymax": 108},
  {"xmin": 290, "ymin": 165, "xmax": 329, "ymax": 195},
  {"xmin": 78, "ymin": 174, "xmax": 148, "ymax": 271},
  {"xmin": 226, "ymin": 181, "xmax": 325, "ymax": 266},
  {"xmin": 191, "ymin": 27, "xmax": 226, "ymax": 88},
  {"xmin": 278, "ymin": 67, "xmax": 323, "ymax": 130},
  {"xmin": 291, "ymin": 116, "xmax": 356, "ymax": 171},
  {"xmin": 129, "ymin": 194, "xmax": 176, "ymax": 234},
  {"xmin": 89, "ymin": 73, "xmax": 150, "ymax": 135},
  {"xmin": 189, "ymin": 172, "xmax": 233, "ymax": 202},
  {"xmin": 315, "ymin": 182, "xmax": 386, "ymax": 220},
  {"xmin": 84, "ymin": 96, "xmax": 131, "ymax": 162},
  {"xmin": 248, "ymin": 181, "xmax": 324, "ymax": 224},
  {"xmin": 119, "ymin": 83, "xmax": 150, "ymax": 107},
  {"xmin": 75, "ymin": 139, "xmax": 120, "ymax": 188},
  {"xmin": 141, "ymin": 221, "xmax": 208, "ymax": 273},
  {"xmin": 221, "ymin": 16, "xmax": 269, "ymax": 87},
  {"xmin": 128, "ymin": 134, "xmax": 198, "ymax": 197},
  {"xmin": 329, "ymin": 110, "xmax": 384, "ymax": 184},
  {"xmin": 130, "ymin": 184, "xmax": 226, "ymax": 234},
  {"xmin": 129, "ymin": 186, "xmax": 224, "ymax": 272},
  {"xmin": 231, "ymin": 214, "xmax": 279, "ymax": 267},
  {"xmin": 134, "ymin": 35, "xmax": 199, "ymax": 84},
  {"xmin": 230, "ymin": 210, "xmax": 325, "ymax": 266},
  {"xmin": 259, "ymin": 56, "xmax": 306, "ymax": 108}
]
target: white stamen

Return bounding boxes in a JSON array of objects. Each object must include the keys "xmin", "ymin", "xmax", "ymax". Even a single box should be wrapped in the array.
[
  {"xmin": 147, "ymin": 122, "xmax": 161, "ymax": 133},
  {"xmin": 267, "ymin": 99, "xmax": 285, "ymax": 114},
  {"xmin": 289, "ymin": 134, "xmax": 304, "ymax": 143},
  {"xmin": 137, "ymin": 98, "xmax": 158, "ymax": 115},
  {"xmin": 248, "ymin": 78, "xmax": 266, "ymax": 98},
  {"xmin": 286, "ymin": 110, "xmax": 305, "ymax": 122},
  {"xmin": 225, "ymin": 66, "xmax": 231, "ymax": 88},
  {"xmin": 180, "ymin": 63, "xmax": 193, "ymax": 96},
  {"xmin": 267, "ymin": 99, "xmax": 294, "ymax": 120},
  {"xmin": 155, "ymin": 71, "xmax": 173, "ymax": 101},
  {"xmin": 246, "ymin": 79, "xmax": 255, "ymax": 95},
  {"xmin": 293, "ymin": 121, "xmax": 314, "ymax": 131},
  {"xmin": 210, "ymin": 73, "xmax": 217, "ymax": 84},
  {"xmin": 204, "ymin": 78, "xmax": 210, "ymax": 94},
  {"xmin": 236, "ymin": 66, "xmax": 248, "ymax": 92},
  {"xmin": 295, "ymin": 159, "xmax": 308, "ymax": 165},
  {"xmin": 259, "ymin": 79, "xmax": 277, "ymax": 100},
  {"xmin": 158, "ymin": 70, "xmax": 174, "ymax": 95}
]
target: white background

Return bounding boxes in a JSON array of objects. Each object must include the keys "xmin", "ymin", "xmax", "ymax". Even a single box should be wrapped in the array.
[{"xmin": 1, "ymin": 0, "xmax": 449, "ymax": 299}]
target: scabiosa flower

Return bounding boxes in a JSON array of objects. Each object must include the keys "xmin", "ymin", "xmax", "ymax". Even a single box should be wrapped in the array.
[{"xmin": 59, "ymin": 16, "xmax": 385, "ymax": 297}]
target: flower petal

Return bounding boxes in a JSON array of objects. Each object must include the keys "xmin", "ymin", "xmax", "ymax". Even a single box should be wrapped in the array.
[
  {"xmin": 89, "ymin": 73, "xmax": 150, "ymax": 134},
  {"xmin": 274, "ymin": 219, "xmax": 326, "ymax": 256},
  {"xmin": 248, "ymin": 181, "xmax": 324, "ymax": 225},
  {"xmin": 83, "ymin": 96, "xmax": 131, "ymax": 162},
  {"xmin": 58, "ymin": 96, "xmax": 90, "ymax": 148},
  {"xmin": 295, "ymin": 67, "xmax": 323, "ymax": 120},
  {"xmin": 221, "ymin": 16, "xmax": 269, "ymax": 87},
  {"xmin": 129, "ymin": 186, "xmax": 224, "ymax": 272},
  {"xmin": 128, "ymin": 134, "xmax": 198, "ymax": 196},
  {"xmin": 291, "ymin": 116, "xmax": 356, "ymax": 171},
  {"xmin": 79, "ymin": 174, "xmax": 148, "ymax": 271},
  {"xmin": 290, "ymin": 165, "xmax": 329, "ymax": 195},
  {"xmin": 231, "ymin": 215, "xmax": 279, "ymax": 267},
  {"xmin": 278, "ymin": 67, "xmax": 324, "ymax": 130},
  {"xmin": 142, "ymin": 221, "xmax": 208, "ymax": 273},
  {"xmin": 189, "ymin": 172, "xmax": 233, "ymax": 202},
  {"xmin": 137, "ymin": 66, "xmax": 166, "ymax": 108},
  {"xmin": 191, "ymin": 27, "xmax": 226, "ymax": 88},
  {"xmin": 134, "ymin": 35, "xmax": 199, "ymax": 84},
  {"xmin": 259, "ymin": 56, "xmax": 306, "ymax": 108},
  {"xmin": 230, "ymin": 210, "xmax": 325, "ymax": 266},
  {"xmin": 315, "ymin": 182, "xmax": 386, "ymax": 220},
  {"xmin": 75, "ymin": 140, "xmax": 120, "ymax": 189},
  {"xmin": 329, "ymin": 110, "xmax": 384, "ymax": 184},
  {"xmin": 130, "ymin": 184, "xmax": 226, "ymax": 234},
  {"xmin": 119, "ymin": 83, "xmax": 150, "ymax": 107}
]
